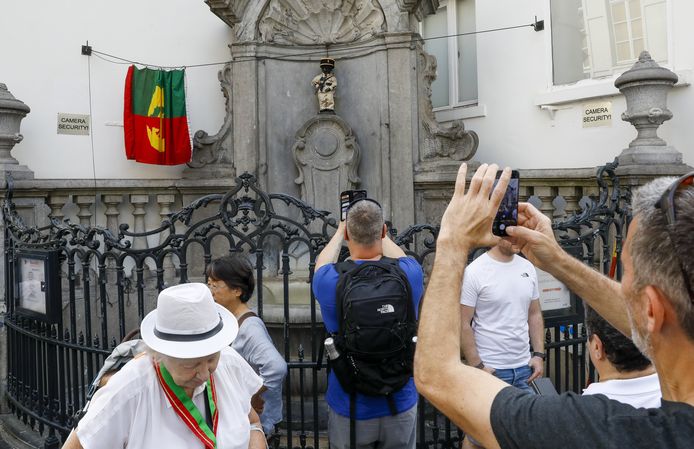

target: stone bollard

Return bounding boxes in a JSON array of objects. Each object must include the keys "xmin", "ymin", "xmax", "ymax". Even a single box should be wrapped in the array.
[
  {"xmin": 614, "ymin": 51, "xmax": 682, "ymax": 168},
  {"xmin": 0, "ymin": 83, "xmax": 34, "ymax": 180}
]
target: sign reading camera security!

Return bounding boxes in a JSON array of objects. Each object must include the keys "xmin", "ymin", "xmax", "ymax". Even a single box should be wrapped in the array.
[
  {"xmin": 582, "ymin": 101, "xmax": 612, "ymax": 128},
  {"xmin": 57, "ymin": 113, "xmax": 90, "ymax": 135}
]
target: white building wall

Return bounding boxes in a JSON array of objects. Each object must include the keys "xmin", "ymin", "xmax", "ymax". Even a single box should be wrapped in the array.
[
  {"xmin": 1, "ymin": 0, "xmax": 692, "ymax": 179},
  {"xmin": 437, "ymin": 0, "xmax": 694, "ymax": 169},
  {"xmin": 1, "ymin": 0, "xmax": 232, "ymax": 179}
]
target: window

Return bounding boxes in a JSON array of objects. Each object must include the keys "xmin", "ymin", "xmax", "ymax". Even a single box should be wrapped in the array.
[
  {"xmin": 421, "ymin": 0, "xmax": 478, "ymax": 109},
  {"xmin": 551, "ymin": 0, "xmax": 668, "ymax": 85}
]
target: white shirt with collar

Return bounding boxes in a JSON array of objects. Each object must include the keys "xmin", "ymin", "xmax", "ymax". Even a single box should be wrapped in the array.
[
  {"xmin": 76, "ymin": 346, "xmax": 263, "ymax": 449},
  {"xmin": 582, "ymin": 372, "xmax": 662, "ymax": 409}
]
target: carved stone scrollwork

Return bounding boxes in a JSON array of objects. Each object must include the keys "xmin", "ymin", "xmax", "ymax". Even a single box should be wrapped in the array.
[
  {"xmin": 418, "ymin": 49, "xmax": 478, "ymax": 162},
  {"xmin": 184, "ymin": 64, "xmax": 235, "ymax": 179},
  {"xmin": 398, "ymin": 0, "xmax": 439, "ymax": 17},
  {"xmin": 292, "ymin": 114, "xmax": 360, "ymax": 215},
  {"xmin": 205, "ymin": 0, "xmax": 252, "ymax": 28},
  {"xmin": 258, "ymin": 0, "xmax": 386, "ymax": 45}
]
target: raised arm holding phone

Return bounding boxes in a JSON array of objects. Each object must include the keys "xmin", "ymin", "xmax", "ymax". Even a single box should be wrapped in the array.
[{"xmin": 415, "ymin": 163, "xmax": 694, "ymax": 449}]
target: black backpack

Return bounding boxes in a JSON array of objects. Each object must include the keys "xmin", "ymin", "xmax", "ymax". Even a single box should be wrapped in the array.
[{"xmin": 330, "ymin": 257, "xmax": 417, "ymax": 414}]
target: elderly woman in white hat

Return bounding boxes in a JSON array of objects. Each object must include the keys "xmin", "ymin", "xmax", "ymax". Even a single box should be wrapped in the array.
[{"xmin": 62, "ymin": 283, "xmax": 266, "ymax": 449}]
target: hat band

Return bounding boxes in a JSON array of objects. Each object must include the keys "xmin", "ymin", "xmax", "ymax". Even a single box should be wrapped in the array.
[{"xmin": 154, "ymin": 316, "xmax": 224, "ymax": 342}]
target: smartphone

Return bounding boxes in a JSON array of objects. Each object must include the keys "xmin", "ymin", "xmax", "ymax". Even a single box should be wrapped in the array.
[
  {"xmin": 530, "ymin": 377, "xmax": 558, "ymax": 396},
  {"xmin": 492, "ymin": 170, "xmax": 519, "ymax": 237},
  {"xmin": 340, "ymin": 190, "xmax": 367, "ymax": 221}
]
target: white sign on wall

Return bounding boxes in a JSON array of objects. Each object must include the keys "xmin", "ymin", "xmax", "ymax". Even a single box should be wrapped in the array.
[
  {"xmin": 536, "ymin": 267, "xmax": 571, "ymax": 311},
  {"xmin": 582, "ymin": 101, "xmax": 612, "ymax": 128},
  {"xmin": 57, "ymin": 113, "xmax": 90, "ymax": 135}
]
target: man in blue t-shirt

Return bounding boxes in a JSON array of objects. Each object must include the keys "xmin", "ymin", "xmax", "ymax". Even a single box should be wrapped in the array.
[{"xmin": 312, "ymin": 198, "xmax": 424, "ymax": 449}]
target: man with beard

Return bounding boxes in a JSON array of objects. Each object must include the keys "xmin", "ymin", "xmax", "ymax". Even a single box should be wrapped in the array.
[{"xmin": 414, "ymin": 164, "xmax": 694, "ymax": 449}]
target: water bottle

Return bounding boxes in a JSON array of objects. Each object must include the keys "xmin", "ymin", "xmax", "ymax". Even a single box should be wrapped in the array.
[{"xmin": 324, "ymin": 337, "xmax": 340, "ymax": 360}]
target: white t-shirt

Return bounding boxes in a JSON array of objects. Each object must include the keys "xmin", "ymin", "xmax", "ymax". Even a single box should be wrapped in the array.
[
  {"xmin": 77, "ymin": 346, "xmax": 263, "ymax": 449},
  {"xmin": 460, "ymin": 253, "xmax": 539, "ymax": 369},
  {"xmin": 582, "ymin": 372, "xmax": 662, "ymax": 408}
]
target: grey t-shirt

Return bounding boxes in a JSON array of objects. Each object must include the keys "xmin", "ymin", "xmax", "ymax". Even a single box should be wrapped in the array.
[
  {"xmin": 491, "ymin": 386, "xmax": 694, "ymax": 449},
  {"xmin": 231, "ymin": 315, "xmax": 288, "ymax": 434}
]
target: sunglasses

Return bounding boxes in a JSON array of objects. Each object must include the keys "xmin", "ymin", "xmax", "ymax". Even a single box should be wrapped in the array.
[
  {"xmin": 347, "ymin": 198, "xmax": 382, "ymax": 210},
  {"xmin": 654, "ymin": 171, "xmax": 694, "ymax": 303}
]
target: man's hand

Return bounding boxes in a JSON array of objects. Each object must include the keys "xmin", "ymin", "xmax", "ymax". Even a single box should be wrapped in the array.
[
  {"xmin": 506, "ymin": 202, "xmax": 563, "ymax": 271},
  {"xmin": 315, "ymin": 220, "xmax": 346, "ymax": 270},
  {"xmin": 527, "ymin": 356, "xmax": 544, "ymax": 383},
  {"xmin": 251, "ymin": 390, "xmax": 266, "ymax": 415},
  {"xmin": 482, "ymin": 366, "xmax": 496, "ymax": 376},
  {"xmin": 438, "ymin": 163, "xmax": 511, "ymax": 253}
]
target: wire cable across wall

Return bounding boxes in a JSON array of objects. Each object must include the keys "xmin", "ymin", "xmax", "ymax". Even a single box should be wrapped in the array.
[{"xmin": 85, "ymin": 21, "xmax": 539, "ymax": 70}]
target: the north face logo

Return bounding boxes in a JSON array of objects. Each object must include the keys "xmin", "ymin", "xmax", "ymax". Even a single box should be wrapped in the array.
[{"xmin": 377, "ymin": 304, "xmax": 395, "ymax": 314}]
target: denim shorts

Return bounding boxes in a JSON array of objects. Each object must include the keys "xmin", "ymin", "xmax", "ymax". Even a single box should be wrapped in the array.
[{"xmin": 493, "ymin": 364, "xmax": 534, "ymax": 393}]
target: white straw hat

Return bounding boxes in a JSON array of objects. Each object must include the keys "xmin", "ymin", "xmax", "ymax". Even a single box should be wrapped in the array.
[{"xmin": 140, "ymin": 283, "xmax": 238, "ymax": 359}]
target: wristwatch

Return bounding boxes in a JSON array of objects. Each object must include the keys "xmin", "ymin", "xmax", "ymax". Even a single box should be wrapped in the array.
[
  {"xmin": 532, "ymin": 351, "xmax": 546, "ymax": 360},
  {"xmin": 474, "ymin": 361, "xmax": 485, "ymax": 369}
]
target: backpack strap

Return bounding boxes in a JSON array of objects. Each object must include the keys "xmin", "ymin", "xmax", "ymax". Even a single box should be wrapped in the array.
[
  {"xmin": 334, "ymin": 260, "xmax": 357, "ymax": 339},
  {"xmin": 385, "ymin": 393, "xmax": 398, "ymax": 416},
  {"xmin": 236, "ymin": 310, "xmax": 258, "ymax": 328},
  {"xmin": 349, "ymin": 391, "xmax": 357, "ymax": 449},
  {"xmin": 377, "ymin": 257, "xmax": 417, "ymax": 325}
]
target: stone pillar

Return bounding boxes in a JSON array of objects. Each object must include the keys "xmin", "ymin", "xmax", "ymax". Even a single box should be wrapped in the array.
[
  {"xmin": 130, "ymin": 194, "xmax": 149, "ymax": 250},
  {"xmin": 75, "ymin": 195, "xmax": 95, "ymax": 226},
  {"xmin": 47, "ymin": 194, "xmax": 69, "ymax": 222},
  {"xmin": 0, "ymin": 83, "xmax": 34, "ymax": 180},
  {"xmin": 614, "ymin": 51, "xmax": 683, "ymax": 169},
  {"xmin": 384, "ymin": 33, "xmax": 417, "ymax": 228},
  {"xmin": 157, "ymin": 194, "xmax": 176, "ymax": 283},
  {"xmin": 103, "ymin": 194, "xmax": 123, "ymax": 234},
  {"xmin": 230, "ymin": 46, "xmax": 261, "ymax": 180}
]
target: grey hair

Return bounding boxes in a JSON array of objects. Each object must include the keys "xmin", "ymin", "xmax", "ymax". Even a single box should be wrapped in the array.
[
  {"xmin": 630, "ymin": 176, "xmax": 694, "ymax": 340},
  {"xmin": 346, "ymin": 200, "xmax": 384, "ymax": 246}
]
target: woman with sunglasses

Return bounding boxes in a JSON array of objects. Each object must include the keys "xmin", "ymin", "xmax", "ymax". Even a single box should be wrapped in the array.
[{"xmin": 207, "ymin": 255, "xmax": 288, "ymax": 441}]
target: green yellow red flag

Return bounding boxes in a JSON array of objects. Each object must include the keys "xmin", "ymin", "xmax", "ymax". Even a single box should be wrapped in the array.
[{"xmin": 124, "ymin": 65, "xmax": 192, "ymax": 165}]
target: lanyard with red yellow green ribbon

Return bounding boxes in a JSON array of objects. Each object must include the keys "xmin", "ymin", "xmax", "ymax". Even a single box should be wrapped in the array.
[{"xmin": 154, "ymin": 362, "xmax": 219, "ymax": 449}]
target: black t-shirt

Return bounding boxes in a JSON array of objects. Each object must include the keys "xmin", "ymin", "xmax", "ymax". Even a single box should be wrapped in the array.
[{"xmin": 491, "ymin": 386, "xmax": 694, "ymax": 449}]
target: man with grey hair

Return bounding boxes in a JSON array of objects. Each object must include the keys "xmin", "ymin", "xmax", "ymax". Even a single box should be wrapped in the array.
[
  {"xmin": 415, "ymin": 164, "xmax": 693, "ymax": 449},
  {"xmin": 313, "ymin": 198, "xmax": 424, "ymax": 449}
]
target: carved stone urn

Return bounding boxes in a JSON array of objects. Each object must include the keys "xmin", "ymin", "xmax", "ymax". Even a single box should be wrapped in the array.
[
  {"xmin": 614, "ymin": 51, "xmax": 682, "ymax": 166},
  {"xmin": 0, "ymin": 83, "xmax": 34, "ymax": 179}
]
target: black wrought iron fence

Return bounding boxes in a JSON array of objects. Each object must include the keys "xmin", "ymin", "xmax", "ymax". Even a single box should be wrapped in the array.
[{"xmin": 2, "ymin": 161, "xmax": 630, "ymax": 449}]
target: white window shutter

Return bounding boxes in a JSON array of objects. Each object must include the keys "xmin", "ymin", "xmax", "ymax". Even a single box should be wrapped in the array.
[
  {"xmin": 583, "ymin": 0, "xmax": 613, "ymax": 77},
  {"xmin": 641, "ymin": 0, "xmax": 667, "ymax": 62}
]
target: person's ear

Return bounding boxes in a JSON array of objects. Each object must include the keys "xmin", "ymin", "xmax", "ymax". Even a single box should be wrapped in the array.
[
  {"xmin": 344, "ymin": 226, "xmax": 350, "ymax": 241},
  {"xmin": 590, "ymin": 334, "xmax": 604, "ymax": 361},
  {"xmin": 643, "ymin": 285, "xmax": 667, "ymax": 335},
  {"xmin": 230, "ymin": 287, "xmax": 243, "ymax": 301},
  {"xmin": 381, "ymin": 224, "xmax": 387, "ymax": 239}
]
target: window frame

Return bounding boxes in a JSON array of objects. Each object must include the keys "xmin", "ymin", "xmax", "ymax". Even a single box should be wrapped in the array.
[
  {"xmin": 420, "ymin": 0, "xmax": 479, "ymax": 112},
  {"xmin": 538, "ymin": 0, "xmax": 679, "ymax": 106}
]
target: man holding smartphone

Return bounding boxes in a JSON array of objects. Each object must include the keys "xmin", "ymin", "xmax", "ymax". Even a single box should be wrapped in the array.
[
  {"xmin": 459, "ymin": 241, "xmax": 544, "ymax": 449},
  {"xmin": 312, "ymin": 196, "xmax": 424, "ymax": 449}
]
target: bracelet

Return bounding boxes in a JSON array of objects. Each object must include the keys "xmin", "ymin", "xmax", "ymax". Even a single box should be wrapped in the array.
[
  {"xmin": 532, "ymin": 351, "xmax": 546, "ymax": 360},
  {"xmin": 250, "ymin": 423, "xmax": 265, "ymax": 434},
  {"xmin": 474, "ymin": 361, "xmax": 485, "ymax": 369}
]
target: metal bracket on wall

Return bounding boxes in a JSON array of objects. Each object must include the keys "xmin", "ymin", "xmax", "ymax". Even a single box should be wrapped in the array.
[
  {"xmin": 533, "ymin": 16, "xmax": 545, "ymax": 32},
  {"xmin": 81, "ymin": 41, "xmax": 92, "ymax": 56}
]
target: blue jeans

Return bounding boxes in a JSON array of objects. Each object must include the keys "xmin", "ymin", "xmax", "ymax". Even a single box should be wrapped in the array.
[{"xmin": 493, "ymin": 365, "xmax": 535, "ymax": 393}]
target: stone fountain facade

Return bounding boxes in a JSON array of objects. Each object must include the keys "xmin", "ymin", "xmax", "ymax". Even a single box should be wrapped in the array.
[{"xmin": 193, "ymin": 0, "xmax": 479, "ymax": 228}]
